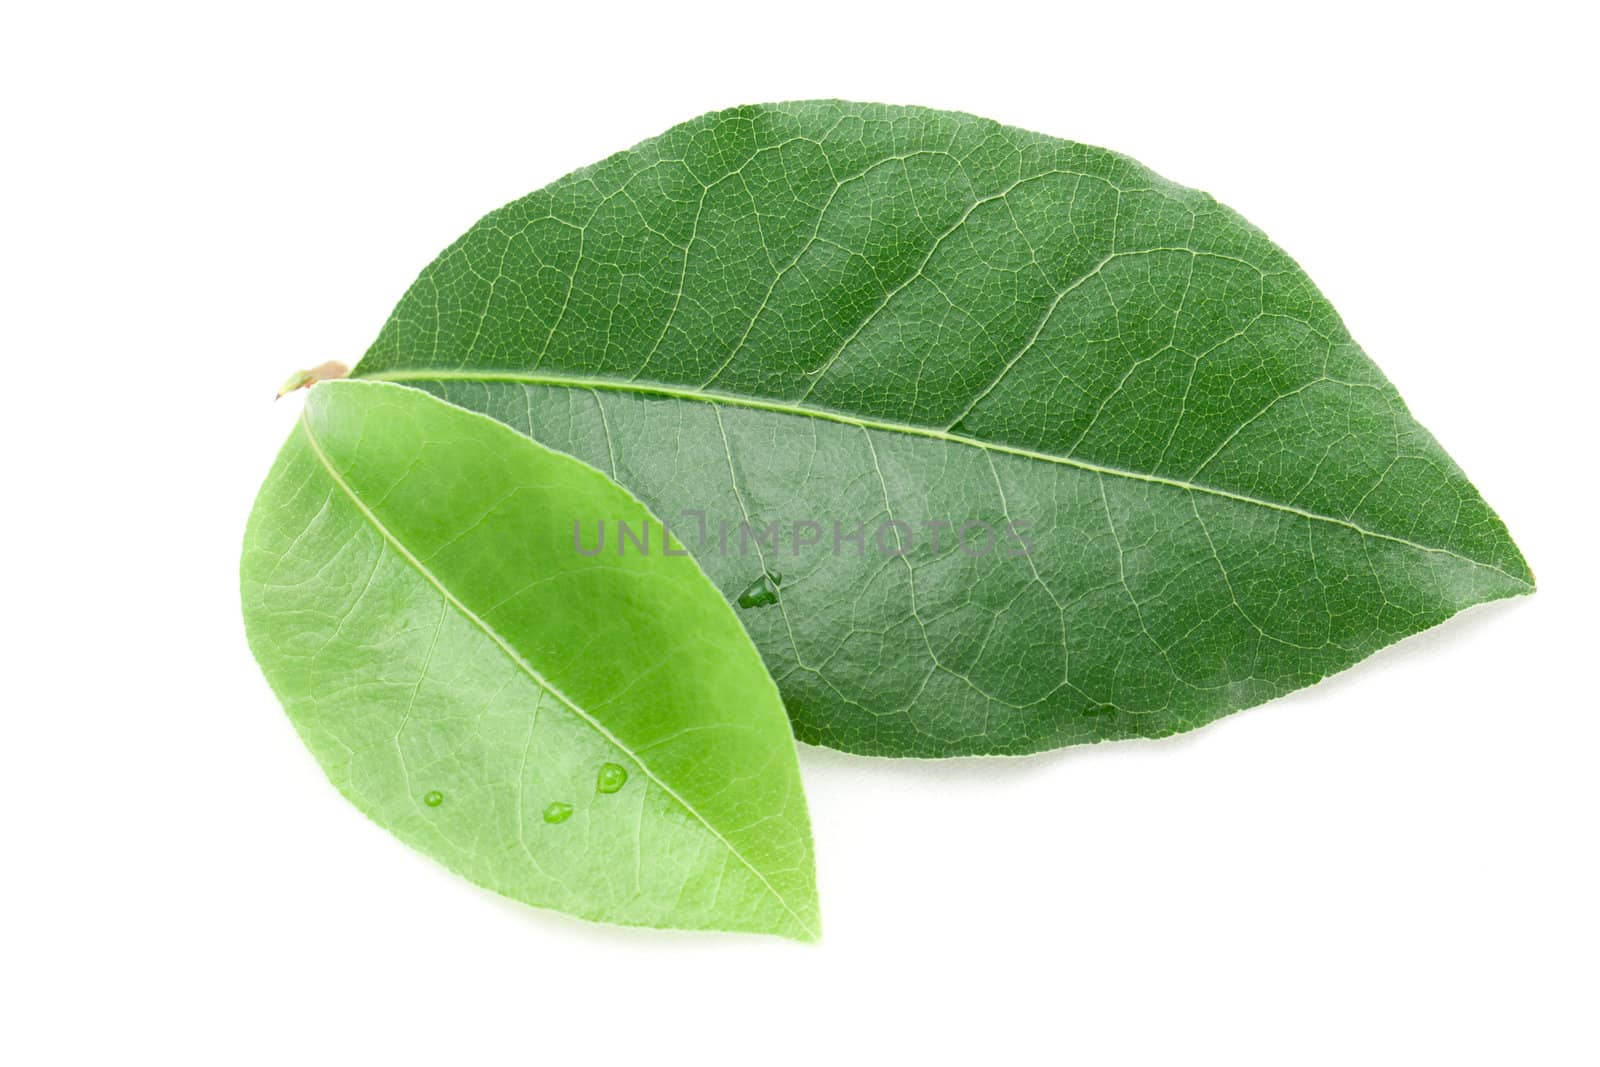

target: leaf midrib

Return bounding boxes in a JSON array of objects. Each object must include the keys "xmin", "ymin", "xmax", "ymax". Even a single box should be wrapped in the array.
[
  {"xmin": 296, "ymin": 408, "xmax": 819, "ymax": 940},
  {"xmin": 361, "ymin": 368, "xmax": 1530, "ymax": 587}
]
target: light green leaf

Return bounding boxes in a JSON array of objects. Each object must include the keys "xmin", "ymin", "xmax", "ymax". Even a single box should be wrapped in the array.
[
  {"xmin": 355, "ymin": 101, "xmax": 1533, "ymax": 756},
  {"xmin": 241, "ymin": 380, "xmax": 819, "ymax": 939}
]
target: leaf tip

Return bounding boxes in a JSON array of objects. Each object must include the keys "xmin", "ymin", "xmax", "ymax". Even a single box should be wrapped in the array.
[{"xmin": 781, "ymin": 900, "xmax": 823, "ymax": 944}]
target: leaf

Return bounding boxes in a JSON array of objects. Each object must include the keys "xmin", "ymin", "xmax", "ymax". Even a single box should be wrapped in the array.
[
  {"xmin": 241, "ymin": 380, "xmax": 819, "ymax": 939},
  {"xmin": 353, "ymin": 101, "xmax": 1533, "ymax": 757}
]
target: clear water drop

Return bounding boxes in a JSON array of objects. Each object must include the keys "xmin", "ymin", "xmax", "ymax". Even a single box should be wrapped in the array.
[
  {"xmin": 596, "ymin": 762, "xmax": 628, "ymax": 794},
  {"xmin": 736, "ymin": 571, "xmax": 782, "ymax": 609},
  {"xmin": 423, "ymin": 790, "xmax": 444, "ymax": 807},
  {"xmin": 543, "ymin": 801, "xmax": 574, "ymax": 824}
]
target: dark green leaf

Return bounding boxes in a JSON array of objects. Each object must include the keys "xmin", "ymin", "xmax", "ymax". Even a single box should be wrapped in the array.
[{"xmin": 355, "ymin": 101, "xmax": 1532, "ymax": 756}]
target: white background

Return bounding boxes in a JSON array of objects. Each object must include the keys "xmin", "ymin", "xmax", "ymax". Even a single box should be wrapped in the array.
[{"xmin": 4, "ymin": 2, "xmax": 1595, "ymax": 1063}]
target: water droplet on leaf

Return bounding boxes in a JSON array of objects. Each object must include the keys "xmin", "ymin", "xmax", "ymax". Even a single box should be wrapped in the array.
[
  {"xmin": 423, "ymin": 790, "xmax": 444, "ymax": 807},
  {"xmin": 543, "ymin": 801, "xmax": 574, "ymax": 824},
  {"xmin": 736, "ymin": 571, "xmax": 782, "ymax": 609},
  {"xmin": 596, "ymin": 763, "xmax": 628, "ymax": 794}
]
